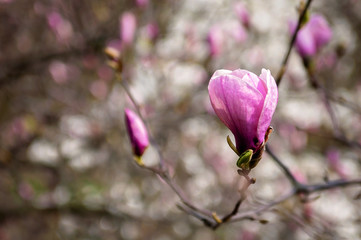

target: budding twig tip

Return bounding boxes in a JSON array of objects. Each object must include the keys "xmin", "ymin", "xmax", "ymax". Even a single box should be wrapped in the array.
[{"xmin": 212, "ymin": 212, "xmax": 222, "ymax": 224}]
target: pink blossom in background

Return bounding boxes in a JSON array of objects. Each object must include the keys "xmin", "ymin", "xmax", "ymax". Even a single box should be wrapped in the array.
[
  {"xmin": 124, "ymin": 109, "xmax": 149, "ymax": 157},
  {"xmin": 120, "ymin": 12, "xmax": 137, "ymax": 46},
  {"xmin": 238, "ymin": 230, "xmax": 256, "ymax": 240},
  {"xmin": 136, "ymin": 0, "xmax": 149, "ymax": 8},
  {"xmin": 145, "ymin": 22, "xmax": 159, "ymax": 41},
  {"xmin": 9, "ymin": 117, "xmax": 29, "ymax": 142},
  {"xmin": 18, "ymin": 182, "xmax": 34, "ymax": 201},
  {"xmin": 47, "ymin": 12, "xmax": 62, "ymax": 29},
  {"xmin": 246, "ymin": 46, "xmax": 264, "ymax": 66},
  {"xmin": 208, "ymin": 69, "xmax": 278, "ymax": 153},
  {"xmin": 291, "ymin": 14, "xmax": 332, "ymax": 57},
  {"xmin": 309, "ymin": 15, "xmax": 333, "ymax": 49},
  {"xmin": 231, "ymin": 22, "xmax": 248, "ymax": 43},
  {"xmin": 292, "ymin": 170, "xmax": 307, "ymax": 184},
  {"xmin": 207, "ymin": 25, "xmax": 224, "ymax": 57},
  {"xmin": 47, "ymin": 12, "xmax": 73, "ymax": 43},
  {"xmin": 279, "ymin": 124, "xmax": 307, "ymax": 153},
  {"xmin": 90, "ymin": 80, "xmax": 108, "ymax": 100},
  {"xmin": 49, "ymin": 61, "xmax": 69, "ymax": 84},
  {"xmin": 234, "ymin": 2, "xmax": 250, "ymax": 28},
  {"xmin": 82, "ymin": 54, "xmax": 99, "ymax": 69},
  {"xmin": 295, "ymin": 25, "xmax": 316, "ymax": 57},
  {"xmin": 97, "ymin": 65, "xmax": 114, "ymax": 82},
  {"xmin": 326, "ymin": 149, "xmax": 348, "ymax": 179},
  {"xmin": 316, "ymin": 52, "xmax": 337, "ymax": 70}
]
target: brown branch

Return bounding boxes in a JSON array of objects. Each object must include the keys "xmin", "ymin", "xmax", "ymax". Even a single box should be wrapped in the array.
[
  {"xmin": 121, "ymin": 76, "xmax": 264, "ymax": 229},
  {"xmin": 230, "ymin": 189, "xmax": 296, "ymax": 222},
  {"xmin": 276, "ymin": 0, "xmax": 314, "ymax": 86},
  {"xmin": 0, "ymin": 31, "xmax": 110, "ymax": 89},
  {"xmin": 327, "ymin": 92, "xmax": 361, "ymax": 115},
  {"xmin": 302, "ymin": 59, "xmax": 361, "ymax": 151},
  {"xmin": 229, "ymin": 177, "xmax": 361, "ymax": 224},
  {"xmin": 211, "ymin": 169, "xmax": 256, "ymax": 229},
  {"xmin": 298, "ymin": 178, "xmax": 361, "ymax": 194},
  {"xmin": 266, "ymin": 146, "xmax": 299, "ymax": 187}
]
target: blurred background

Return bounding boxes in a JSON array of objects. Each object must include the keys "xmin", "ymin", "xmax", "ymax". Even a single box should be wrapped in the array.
[{"xmin": 1, "ymin": 0, "xmax": 361, "ymax": 239}]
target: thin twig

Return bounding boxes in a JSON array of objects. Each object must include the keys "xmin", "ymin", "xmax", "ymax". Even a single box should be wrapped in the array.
[
  {"xmin": 266, "ymin": 146, "xmax": 299, "ymax": 187},
  {"xmin": 304, "ymin": 61, "xmax": 343, "ymax": 138},
  {"xmin": 121, "ymin": 77, "xmax": 213, "ymax": 223},
  {"xmin": 121, "ymin": 79, "xmax": 166, "ymax": 170},
  {"xmin": 302, "ymin": 59, "xmax": 361, "ymax": 151},
  {"xmin": 299, "ymin": 178, "xmax": 361, "ymax": 193},
  {"xmin": 211, "ymin": 169, "xmax": 256, "ymax": 229},
  {"xmin": 230, "ymin": 176, "xmax": 361, "ymax": 223},
  {"xmin": 327, "ymin": 91, "xmax": 361, "ymax": 115},
  {"xmin": 231, "ymin": 190, "xmax": 296, "ymax": 222},
  {"xmin": 276, "ymin": 0, "xmax": 314, "ymax": 86}
]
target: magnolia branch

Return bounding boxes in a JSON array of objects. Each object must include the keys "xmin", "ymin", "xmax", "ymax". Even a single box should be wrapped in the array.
[
  {"xmin": 119, "ymin": 74, "xmax": 361, "ymax": 230},
  {"xmin": 301, "ymin": 59, "xmax": 361, "ymax": 151},
  {"xmin": 116, "ymin": 0, "xmax": 361, "ymax": 230},
  {"xmin": 276, "ymin": 0, "xmax": 314, "ymax": 86}
]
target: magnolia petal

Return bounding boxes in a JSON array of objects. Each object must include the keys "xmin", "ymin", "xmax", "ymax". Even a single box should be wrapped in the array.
[
  {"xmin": 230, "ymin": 69, "xmax": 267, "ymax": 97},
  {"xmin": 211, "ymin": 69, "xmax": 233, "ymax": 79},
  {"xmin": 257, "ymin": 69, "xmax": 278, "ymax": 143}
]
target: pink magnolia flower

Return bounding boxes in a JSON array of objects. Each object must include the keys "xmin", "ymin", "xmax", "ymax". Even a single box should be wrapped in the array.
[
  {"xmin": 292, "ymin": 14, "xmax": 332, "ymax": 57},
  {"xmin": 208, "ymin": 69, "xmax": 278, "ymax": 153},
  {"xmin": 125, "ymin": 108, "xmax": 149, "ymax": 157},
  {"xmin": 120, "ymin": 12, "xmax": 137, "ymax": 46}
]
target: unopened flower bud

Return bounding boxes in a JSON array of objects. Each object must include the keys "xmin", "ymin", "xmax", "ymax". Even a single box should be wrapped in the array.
[
  {"xmin": 124, "ymin": 108, "xmax": 149, "ymax": 157},
  {"xmin": 291, "ymin": 14, "xmax": 332, "ymax": 58}
]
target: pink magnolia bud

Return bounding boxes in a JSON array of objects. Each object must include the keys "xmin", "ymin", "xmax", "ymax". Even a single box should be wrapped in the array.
[
  {"xmin": 207, "ymin": 25, "xmax": 224, "ymax": 57},
  {"xmin": 208, "ymin": 69, "xmax": 278, "ymax": 153},
  {"xmin": 234, "ymin": 2, "xmax": 250, "ymax": 28},
  {"xmin": 293, "ymin": 14, "xmax": 332, "ymax": 57},
  {"xmin": 124, "ymin": 108, "xmax": 149, "ymax": 157},
  {"xmin": 120, "ymin": 12, "xmax": 137, "ymax": 46}
]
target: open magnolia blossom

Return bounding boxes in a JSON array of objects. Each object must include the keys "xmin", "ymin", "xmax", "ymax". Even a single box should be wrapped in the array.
[
  {"xmin": 124, "ymin": 108, "xmax": 149, "ymax": 157},
  {"xmin": 208, "ymin": 69, "xmax": 278, "ymax": 167}
]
